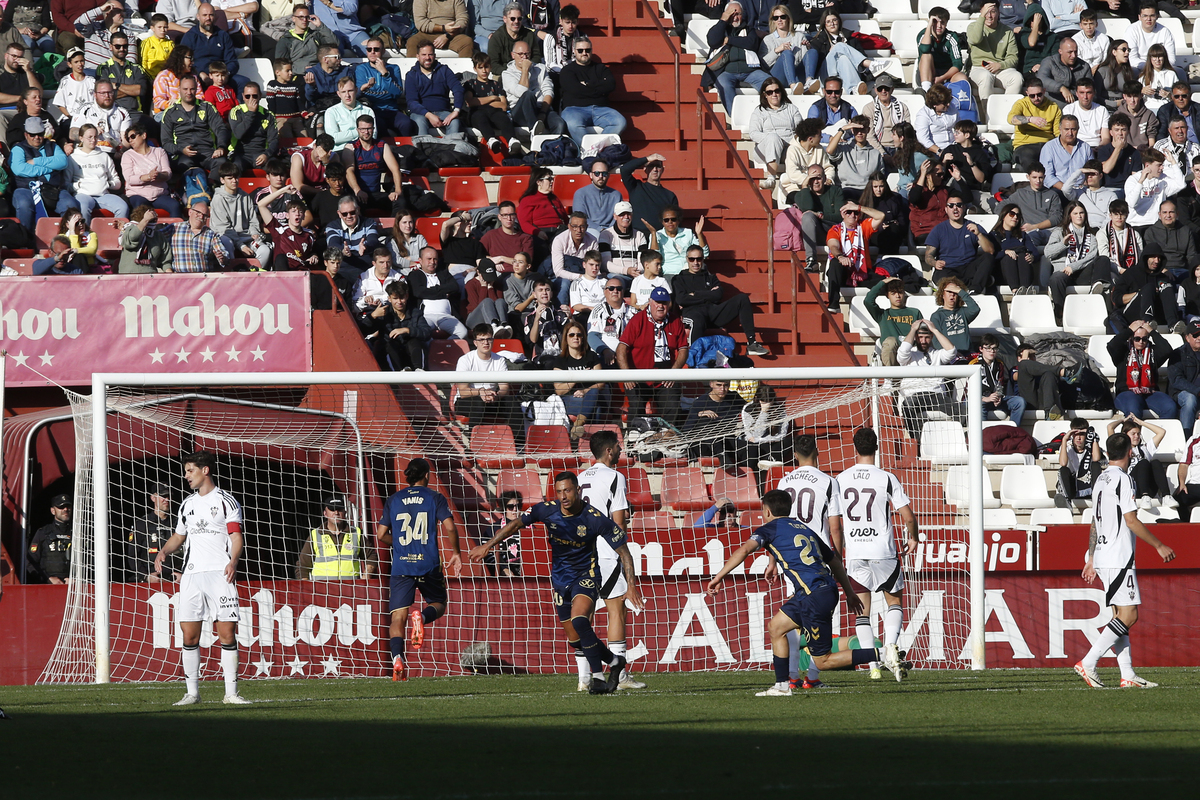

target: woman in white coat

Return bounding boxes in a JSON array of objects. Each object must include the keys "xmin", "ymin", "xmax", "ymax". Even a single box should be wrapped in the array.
[{"xmin": 748, "ymin": 77, "xmax": 804, "ymax": 189}]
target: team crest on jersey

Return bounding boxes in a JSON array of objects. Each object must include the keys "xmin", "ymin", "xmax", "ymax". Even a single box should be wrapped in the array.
[
  {"xmin": 579, "ymin": 579, "xmax": 596, "ymax": 589},
  {"xmin": 210, "ymin": 506, "xmax": 220, "ymax": 518},
  {"xmin": 577, "ymin": 525, "xmax": 587, "ymax": 535}
]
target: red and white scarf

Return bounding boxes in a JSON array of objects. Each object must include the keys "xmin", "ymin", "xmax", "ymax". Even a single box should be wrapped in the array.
[
  {"xmin": 833, "ymin": 222, "xmax": 869, "ymax": 285},
  {"xmin": 1064, "ymin": 226, "xmax": 1088, "ymax": 262},
  {"xmin": 1105, "ymin": 222, "xmax": 1139, "ymax": 272},
  {"xmin": 1126, "ymin": 343, "xmax": 1155, "ymax": 395}
]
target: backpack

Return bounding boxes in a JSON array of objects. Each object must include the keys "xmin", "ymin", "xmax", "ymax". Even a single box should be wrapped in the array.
[
  {"xmin": 411, "ymin": 135, "xmax": 480, "ymax": 168},
  {"xmin": 0, "ymin": 218, "xmax": 33, "ymax": 249},
  {"xmin": 687, "ymin": 334, "xmax": 735, "ymax": 368},
  {"xmin": 849, "ymin": 30, "xmax": 893, "ymax": 53},
  {"xmin": 772, "ymin": 207, "xmax": 803, "ymax": 250},
  {"xmin": 536, "ymin": 135, "xmax": 581, "ymax": 167},
  {"xmin": 947, "ymin": 78, "xmax": 978, "ymax": 123},
  {"xmin": 183, "ymin": 168, "xmax": 211, "ymax": 208},
  {"xmin": 595, "ymin": 142, "xmax": 632, "ymax": 168}
]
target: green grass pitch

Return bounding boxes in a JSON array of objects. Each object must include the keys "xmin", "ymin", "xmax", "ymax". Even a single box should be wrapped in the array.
[{"xmin": 4, "ymin": 669, "xmax": 1200, "ymax": 799}]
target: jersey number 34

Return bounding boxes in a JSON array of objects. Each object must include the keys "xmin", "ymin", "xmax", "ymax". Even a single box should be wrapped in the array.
[{"xmin": 393, "ymin": 512, "xmax": 430, "ymax": 546}]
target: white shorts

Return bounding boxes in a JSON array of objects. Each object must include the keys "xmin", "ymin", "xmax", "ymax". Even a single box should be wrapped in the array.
[
  {"xmin": 597, "ymin": 557, "xmax": 628, "ymax": 600},
  {"xmin": 178, "ymin": 571, "xmax": 240, "ymax": 623},
  {"xmin": 846, "ymin": 557, "xmax": 905, "ymax": 595},
  {"xmin": 1098, "ymin": 566, "xmax": 1140, "ymax": 607}
]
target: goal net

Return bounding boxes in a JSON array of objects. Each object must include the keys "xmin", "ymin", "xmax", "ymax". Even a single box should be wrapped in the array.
[{"xmin": 41, "ymin": 366, "xmax": 984, "ymax": 684}]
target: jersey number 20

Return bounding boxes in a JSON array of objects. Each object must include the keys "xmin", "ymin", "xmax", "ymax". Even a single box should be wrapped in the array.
[{"xmin": 393, "ymin": 513, "xmax": 430, "ymax": 546}]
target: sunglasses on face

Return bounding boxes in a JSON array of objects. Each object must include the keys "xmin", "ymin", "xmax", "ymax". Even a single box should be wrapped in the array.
[
  {"xmin": 605, "ymin": 285, "xmax": 622, "ymax": 291},
  {"xmin": 340, "ymin": 210, "xmax": 357, "ymax": 217},
  {"xmin": 772, "ymin": 14, "xmax": 787, "ymax": 19},
  {"xmin": 505, "ymin": 503, "xmax": 520, "ymax": 510},
  {"xmin": 764, "ymin": 89, "xmax": 781, "ymax": 95},
  {"xmin": 825, "ymin": 89, "xmax": 842, "ymax": 95},
  {"xmin": 366, "ymin": 46, "xmax": 382, "ymax": 52},
  {"xmin": 576, "ymin": 48, "xmax": 592, "ymax": 53},
  {"xmin": 592, "ymin": 170, "xmax": 608, "ymax": 176},
  {"xmin": 946, "ymin": 202, "xmax": 964, "ymax": 208},
  {"xmin": 687, "ymin": 256, "xmax": 704, "ymax": 262},
  {"xmin": 1133, "ymin": 336, "xmax": 1148, "ymax": 342},
  {"xmin": 1028, "ymin": 92, "xmax": 1043, "ymax": 99},
  {"xmin": 661, "ymin": 217, "xmax": 678, "ymax": 222},
  {"xmin": 1174, "ymin": 94, "xmax": 1189, "ymax": 99},
  {"xmin": 244, "ymin": 93, "xmax": 259, "ymax": 98}
]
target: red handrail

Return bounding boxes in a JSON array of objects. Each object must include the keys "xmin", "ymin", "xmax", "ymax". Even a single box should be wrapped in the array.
[
  {"xmin": 793, "ymin": 253, "xmax": 859, "ymax": 366},
  {"xmin": 637, "ymin": 0, "xmax": 682, "ymax": 149}
]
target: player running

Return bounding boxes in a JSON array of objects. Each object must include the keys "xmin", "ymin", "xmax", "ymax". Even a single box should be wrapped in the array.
[
  {"xmin": 469, "ymin": 471, "xmax": 644, "ymax": 694},
  {"xmin": 577, "ymin": 430, "xmax": 646, "ymax": 691},
  {"xmin": 154, "ymin": 451, "xmax": 250, "ymax": 706},
  {"xmin": 774, "ymin": 434, "xmax": 843, "ymax": 689},
  {"xmin": 378, "ymin": 459, "xmax": 462, "ymax": 682},
  {"xmin": 1074, "ymin": 432, "xmax": 1176, "ymax": 688},
  {"xmin": 708, "ymin": 490, "xmax": 904, "ymax": 696},
  {"xmin": 835, "ymin": 427, "xmax": 915, "ymax": 681}
]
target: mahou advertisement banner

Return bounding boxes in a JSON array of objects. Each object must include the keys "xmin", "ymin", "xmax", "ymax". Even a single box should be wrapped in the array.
[{"xmin": 0, "ymin": 273, "xmax": 311, "ymax": 386}]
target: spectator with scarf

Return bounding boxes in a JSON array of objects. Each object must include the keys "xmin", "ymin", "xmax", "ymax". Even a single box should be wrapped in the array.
[
  {"xmin": 865, "ymin": 75, "xmax": 909, "ymax": 153},
  {"xmin": 975, "ymin": 333, "xmax": 1026, "ymax": 422},
  {"xmin": 1057, "ymin": 419, "xmax": 1103, "ymax": 503},
  {"xmin": 1045, "ymin": 200, "xmax": 1102, "ymax": 324},
  {"xmin": 823, "ymin": 201, "xmax": 887, "ymax": 316},
  {"xmin": 1108, "ymin": 318, "xmax": 1177, "ymax": 419},
  {"xmin": 1107, "ymin": 414, "xmax": 1174, "ymax": 507}
]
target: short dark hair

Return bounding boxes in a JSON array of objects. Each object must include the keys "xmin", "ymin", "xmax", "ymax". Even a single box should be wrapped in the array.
[
  {"xmin": 1109, "ymin": 198, "xmax": 1129, "ymax": 214},
  {"xmin": 980, "ymin": 333, "xmax": 999, "ymax": 348},
  {"xmin": 1083, "ymin": 159, "xmax": 1103, "ymax": 172},
  {"xmin": 151, "ymin": 13, "xmax": 169, "ymax": 24},
  {"xmin": 640, "ymin": 250, "xmax": 661, "ymax": 267},
  {"xmin": 356, "ymin": 114, "xmax": 375, "ymax": 128},
  {"xmin": 660, "ymin": 204, "xmax": 682, "ymax": 221},
  {"xmin": 273, "ymin": 57, "xmax": 293, "ymax": 72},
  {"xmin": 1122, "ymin": 80, "xmax": 1143, "ymax": 96},
  {"xmin": 553, "ymin": 471, "xmax": 579, "ymax": 486},
  {"xmin": 1109, "ymin": 112, "xmax": 1131, "ymax": 130},
  {"xmin": 795, "ymin": 118, "xmax": 825, "ymax": 141},
  {"xmin": 583, "ymin": 249, "xmax": 602, "ymax": 263},
  {"xmin": 184, "ymin": 450, "xmax": 217, "ymax": 473},
  {"xmin": 1080, "ymin": 8, "xmax": 1097, "ymax": 21},
  {"xmin": 265, "ymin": 158, "xmax": 289, "ymax": 177},
  {"xmin": 218, "ymin": 161, "xmax": 240, "ymax": 179},
  {"xmin": 560, "ymin": 3, "xmax": 580, "ymax": 21},
  {"xmin": 1070, "ymin": 418, "xmax": 1090, "ymax": 431},
  {"xmin": 314, "ymin": 133, "xmax": 336, "ymax": 152},
  {"xmin": 208, "ymin": 60, "xmax": 228, "ymax": 76},
  {"xmin": 385, "ymin": 281, "xmax": 408, "ymax": 299},
  {"xmin": 498, "ymin": 199, "xmax": 517, "ymax": 212},
  {"xmin": 853, "ymin": 427, "xmax": 878, "ymax": 456},
  {"xmin": 324, "ymin": 161, "xmax": 347, "ymax": 181},
  {"xmin": 1076, "ymin": 77, "xmax": 1094, "ymax": 91},
  {"xmin": 569, "ymin": 210, "xmax": 588, "ymax": 223},
  {"xmin": 473, "ymin": 51, "xmax": 491, "ymax": 69},
  {"xmin": 471, "ymin": 322, "xmax": 494, "ymax": 341},
  {"xmin": 761, "ymin": 490, "xmax": 793, "ymax": 518},
  {"xmin": 794, "ymin": 434, "xmax": 817, "ymax": 460},
  {"xmin": 589, "ymin": 429, "xmax": 619, "ymax": 457},
  {"xmin": 1028, "ymin": 163, "xmax": 1046, "ymax": 176},
  {"xmin": 1108, "ymin": 433, "xmax": 1131, "ymax": 461}
]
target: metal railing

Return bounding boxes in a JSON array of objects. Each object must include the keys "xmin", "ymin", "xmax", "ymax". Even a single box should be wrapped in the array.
[
  {"xmin": 638, "ymin": 0, "xmax": 682, "ymax": 149},
  {"xmin": 793, "ymin": 252, "xmax": 860, "ymax": 366}
]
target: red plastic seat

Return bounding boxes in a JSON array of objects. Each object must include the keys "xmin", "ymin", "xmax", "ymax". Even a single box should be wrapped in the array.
[
  {"xmin": 238, "ymin": 177, "xmax": 268, "ymax": 193},
  {"xmin": 492, "ymin": 338, "xmax": 523, "ymax": 355},
  {"xmin": 470, "ymin": 425, "xmax": 524, "ymax": 469},
  {"xmin": 553, "ymin": 173, "xmax": 590, "ymax": 205},
  {"xmin": 439, "ymin": 167, "xmax": 481, "ymax": 176},
  {"xmin": 620, "ymin": 466, "xmax": 656, "ymax": 511},
  {"xmin": 90, "ymin": 217, "xmax": 124, "ymax": 250},
  {"xmin": 428, "ymin": 339, "xmax": 469, "ymax": 370},
  {"xmin": 660, "ymin": 466, "xmax": 712, "ymax": 511},
  {"xmin": 2, "ymin": 258, "xmax": 35, "ymax": 275},
  {"xmin": 486, "ymin": 165, "xmax": 531, "ymax": 176},
  {"xmin": 416, "ymin": 216, "xmax": 446, "ymax": 246},
  {"xmin": 496, "ymin": 468, "xmax": 548, "ymax": 506},
  {"xmin": 442, "ymin": 465, "xmax": 492, "ymax": 510},
  {"xmin": 497, "ymin": 175, "xmax": 529, "ymax": 205},
  {"xmin": 630, "ymin": 511, "xmax": 678, "ymax": 533},
  {"xmin": 577, "ymin": 424, "xmax": 622, "ymax": 461},
  {"xmin": 35, "ymin": 217, "xmax": 60, "ymax": 251},
  {"xmin": 526, "ymin": 424, "xmax": 579, "ymax": 470},
  {"xmin": 712, "ymin": 466, "xmax": 761, "ymax": 507},
  {"xmin": 443, "ymin": 176, "xmax": 489, "ymax": 210}
]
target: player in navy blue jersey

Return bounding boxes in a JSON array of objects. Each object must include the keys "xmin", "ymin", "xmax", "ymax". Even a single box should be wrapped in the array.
[
  {"xmin": 708, "ymin": 490, "xmax": 905, "ymax": 695},
  {"xmin": 469, "ymin": 471, "xmax": 644, "ymax": 694},
  {"xmin": 377, "ymin": 459, "xmax": 462, "ymax": 682}
]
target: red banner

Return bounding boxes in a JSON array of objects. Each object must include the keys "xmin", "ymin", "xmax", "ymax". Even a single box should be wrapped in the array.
[{"xmin": 0, "ymin": 273, "xmax": 311, "ymax": 386}]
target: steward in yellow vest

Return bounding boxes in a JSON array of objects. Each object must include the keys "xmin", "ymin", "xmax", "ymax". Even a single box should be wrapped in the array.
[{"xmin": 295, "ymin": 496, "xmax": 378, "ymax": 579}]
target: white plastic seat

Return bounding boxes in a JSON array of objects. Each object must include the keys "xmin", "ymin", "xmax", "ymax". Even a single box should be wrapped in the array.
[
  {"xmin": 1008, "ymin": 295, "xmax": 1057, "ymax": 335},
  {"xmin": 983, "ymin": 507, "xmax": 1018, "ymax": 528},
  {"xmin": 1088, "ymin": 334, "xmax": 1117, "ymax": 378},
  {"xmin": 875, "ymin": 0, "xmax": 918, "ymax": 22},
  {"xmin": 890, "ymin": 19, "xmax": 926, "ymax": 59},
  {"xmin": 848, "ymin": 295, "xmax": 882, "ymax": 338},
  {"xmin": 1032, "ymin": 419, "xmax": 1071, "ymax": 451},
  {"xmin": 1000, "ymin": 464, "xmax": 1056, "ymax": 509},
  {"xmin": 1106, "ymin": 18, "xmax": 1191, "ymax": 55},
  {"xmin": 1163, "ymin": 333, "xmax": 1184, "ymax": 351},
  {"xmin": 1081, "ymin": 506, "xmax": 1094, "ymax": 524},
  {"xmin": 991, "ymin": 172, "xmax": 1027, "ymax": 193},
  {"xmin": 1138, "ymin": 506, "xmax": 1181, "ymax": 524},
  {"xmin": 966, "ymin": 214, "xmax": 997, "ymax": 231},
  {"xmin": 684, "ymin": 18, "xmax": 719, "ymax": 57},
  {"xmin": 894, "ymin": 92, "xmax": 927, "ymax": 120},
  {"xmin": 1062, "ymin": 295, "xmax": 1108, "ymax": 335},
  {"xmin": 730, "ymin": 94, "xmax": 758, "ymax": 131},
  {"xmin": 944, "ymin": 465, "xmax": 1001, "ymax": 508},
  {"xmin": 985, "ymin": 95, "xmax": 1021, "ymax": 134},
  {"xmin": 239, "ymin": 58, "xmax": 274, "ymax": 89},
  {"xmin": 1150, "ymin": 418, "xmax": 1187, "ymax": 462},
  {"xmin": 1191, "ymin": 507, "xmax": 1200, "ymax": 523},
  {"xmin": 920, "ymin": 420, "xmax": 968, "ymax": 464},
  {"xmin": 1028, "ymin": 507, "xmax": 1076, "ymax": 527},
  {"xmin": 972, "ymin": 294, "xmax": 1007, "ymax": 335},
  {"xmin": 907, "ymin": 295, "xmax": 937, "ymax": 319}
]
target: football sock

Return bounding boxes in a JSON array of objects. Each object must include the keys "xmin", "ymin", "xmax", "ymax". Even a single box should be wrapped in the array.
[
  {"xmin": 852, "ymin": 648, "xmax": 878, "ymax": 667},
  {"xmin": 571, "ymin": 615, "xmax": 614, "ymax": 673},
  {"xmin": 389, "ymin": 637, "xmax": 405, "ymax": 660},
  {"xmin": 421, "ymin": 605, "xmax": 444, "ymax": 625},
  {"xmin": 571, "ymin": 641, "xmax": 590, "ymax": 681},
  {"xmin": 855, "ymin": 616, "xmax": 876, "ymax": 667},
  {"xmin": 807, "ymin": 661, "xmax": 821, "ymax": 682},
  {"xmin": 1114, "ymin": 634, "xmax": 1136, "ymax": 680},
  {"xmin": 884, "ymin": 604, "xmax": 903, "ymax": 648},
  {"xmin": 773, "ymin": 654, "xmax": 789, "ymax": 684},
  {"xmin": 221, "ymin": 642, "xmax": 238, "ymax": 697},
  {"xmin": 785, "ymin": 630, "xmax": 800, "ymax": 680},
  {"xmin": 609, "ymin": 639, "xmax": 628, "ymax": 680},
  {"xmin": 182, "ymin": 643, "xmax": 200, "ymax": 696},
  {"xmin": 1083, "ymin": 617, "xmax": 1128, "ymax": 669}
]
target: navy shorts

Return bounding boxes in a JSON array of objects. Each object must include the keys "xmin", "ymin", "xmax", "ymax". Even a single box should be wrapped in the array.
[
  {"xmin": 389, "ymin": 567, "xmax": 447, "ymax": 612},
  {"xmin": 551, "ymin": 574, "xmax": 601, "ymax": 621},
  {"xmin": 779, "ymin": 580, "xmax": 839, "ymax": 658}
]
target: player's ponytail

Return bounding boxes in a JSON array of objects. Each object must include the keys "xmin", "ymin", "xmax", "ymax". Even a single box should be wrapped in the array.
[{"xmin": 404, "ymin": 458, "xmax": 431, "ymax": 485}]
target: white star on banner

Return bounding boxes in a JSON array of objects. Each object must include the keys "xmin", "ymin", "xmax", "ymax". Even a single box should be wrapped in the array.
[
  {"xmin": 174, "ymin": 348, "xmax": 190, "ymax": 363},
  {"xmin": 38, "ymin": 350, "xmax": 54, "ymax": 365},
  {"xmin": 321, "ymin": 657, "xmax": 342, "ymax": 677},
  {"xmin": 252, "ymin": 657, "xmax": 274, "ymax": 676},
  {"xmin": 225, "ymin": 346, "xmax": 241, "ymax": 362},
  {"xmin": 287, "ymin": 655, "xmax": 308, "ymax": 676},
  {"xmin": 149, "ymin": 348, "xmax": 165, "ymax": 364},
  {"xmin": 11, "ymin": 352, "xmax": 28, "ymax": 367},
  {"xmin": 250, "ymin": 346, "xmax": 266, "ymax": 361},
  {"xmin": 199, "ymin": 347, "xmax": 216, "ymax": 362}
]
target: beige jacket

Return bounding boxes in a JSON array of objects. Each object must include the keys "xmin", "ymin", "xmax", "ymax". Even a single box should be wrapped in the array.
[
  {"xmin": 779, "ymin": 136, "xmax": 835, "ymax": 200},
  {"xmin": 415, "ymin": 0, "xmax": 468, "ymax": 33}
]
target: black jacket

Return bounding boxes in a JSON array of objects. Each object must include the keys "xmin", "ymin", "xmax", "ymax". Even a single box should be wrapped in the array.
[
  {"xmin": 407, "ymin": 267, "xmax": 462, "ymax": 306},
  {"xmin": 558, "ymin": 60, "xmax": 617, "ymax": 109},
  {"xmin": 1108, "ymin": 327, "xmax": 1171, "ymax": 394},
  {"xmin": 28, "ymin": 519, "xmax": 72, "ymax": 582},
  {"xmin": 672, "ymin": 269, "xmax": 725, "ymax": 309},
  {"xmin": 1168, "ymin": 342, "xmax": 1200, "ymax": 399}
]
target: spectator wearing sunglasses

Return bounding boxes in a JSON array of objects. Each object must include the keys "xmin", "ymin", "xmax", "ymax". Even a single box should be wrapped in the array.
[
  {"xmin": 1109, "ymin": 318, "xmax": 1177, "ymax": 420},
  {"xmin": 673, "ymin": 245, "xmax": 769, "ymax": 357},
  {"xmin": 1008, "ymin": 77, "xmax": 1063, "ymax": 173},
  {"xmin": 355, "ymin": 37, "xmax": 418, "ymax": 138},
  {"xmin": 1155, "ymin": 80, "xmax": 1200, "ymax": 144},
  {"xmin": 559, "ymin": 35, "xmax": 626, "ymax": 148},
  {"xmin": 228, "ymin": 82, "xmax": 280, "ymax": 172},
  {"xmin": 573, "ymin": 158, "xmax": 621, "ymax": 235},
  {"xmin": 485, "ymin": 490, "xmax": 524, "ymax": 577},
  {"xmin": 94, "ymin": 32, "xmax": 146, "ymax": 119},
  {"xmin": 487, "ymin": 3, "xmax": 541, "ymax": 76},
  {"xmin": 922, "ymin": 193, "xmax": 995, "ymax": 294}
]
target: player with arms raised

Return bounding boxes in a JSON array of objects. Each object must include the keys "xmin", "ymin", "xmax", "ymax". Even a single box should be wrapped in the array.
[
  {"xmin": 775, "ymin": 434, "xmax": 843, "ymax": 689},
  {"xmin": 577, "ymin": 430, "xmax": 646, "ymax": 691},
  {"xmin": 708, "ymin": 490, "xmax": 903, "ymax": 696},
  {"xmin": 154, "ymin": 451, "xmax": 250, "ymax": 706},
  {"xmin": 378, "ymin": 459, "xmax": 462, "ymax": 682},
  {"xmin": 470, "ymin": 471, "xmax": 644, "ymax": 694},
  {"xmin": 1075, "ymin": 432, "xmax": 1176, "ymax": 688},
  {"xmin": 835, "ymin": 427, "xmax": 914, "ymax": 681}
]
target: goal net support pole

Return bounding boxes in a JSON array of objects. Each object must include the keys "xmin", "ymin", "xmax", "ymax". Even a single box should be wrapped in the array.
[{"xmin": 79, "ymin": 366, "xmax": 985, "ymax": 684}]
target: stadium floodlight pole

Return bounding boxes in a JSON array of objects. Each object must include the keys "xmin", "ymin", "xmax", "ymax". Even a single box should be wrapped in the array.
[
  {"xmin": 92, "ymin": 373, "xmax": 112, "ymax": 684},
  {"xmin": 967, "ymin": 367, "xmax": 985, "ymax": 670}
]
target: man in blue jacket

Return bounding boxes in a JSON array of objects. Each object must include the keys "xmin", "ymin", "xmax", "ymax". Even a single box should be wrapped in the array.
[
  {"xmin": 10, "ymin": 117, "xmax": 79, "ymax": 229},
  {"xmin": 405, "ymin": 43, "xmax": 465, "ymax": 136},
  {"xmin": 355, "ymin": 37, "xmax": 417, "ymax": 137},
  {"xmin": 181, "ymin": 4, "xmax": 246, "ymax": 92}
]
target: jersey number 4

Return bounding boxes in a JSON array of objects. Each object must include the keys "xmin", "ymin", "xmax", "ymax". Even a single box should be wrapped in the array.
[
  {"xmin": 843, "ymin": 488, "xmax": 877, "ymax": 522},
  {"xmin": 393, "ymin": 513, "xmax": 430, "ymax": 546}
]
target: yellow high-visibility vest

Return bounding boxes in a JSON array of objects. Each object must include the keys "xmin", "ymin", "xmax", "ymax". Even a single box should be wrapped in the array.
[{"xmin": 309, "ymin": 526, "xmax": 363, "ymax": 579}]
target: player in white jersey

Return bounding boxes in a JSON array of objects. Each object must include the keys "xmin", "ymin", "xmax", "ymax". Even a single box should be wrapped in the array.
[
  {"xmin": 576, "ymin": 430, "xmax": 646, "ymax": 691},
  {"xmin": 154, "ymin": 451, "xmax": 251, "ymax": 706},
  {"xmin": 834, "ymin": 428, "xmax": 915, "ymax": 681},
  {"xmin": 1074, "ymin": 433, "xmax": 1176, "ymax": 689},
  {"xmin": 774, "ymin": 434, "xmax": 843, "ymax": 689}
]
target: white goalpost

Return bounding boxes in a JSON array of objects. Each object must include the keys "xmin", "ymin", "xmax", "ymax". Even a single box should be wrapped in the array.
[{"xmin": 41, "ymin": 365, "xmax": 985, "ymax": 685}]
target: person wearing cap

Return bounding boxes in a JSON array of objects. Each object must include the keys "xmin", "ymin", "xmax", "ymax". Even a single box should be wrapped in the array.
[
  {"xmin": 620, "ymin": 152, "xmax": 679, "ymax": 241},
  {"xmin": 0, "ymin": 41, "xmax": 42, "ymax": 143},
  {"xmin": 572, "ymin": 158, "xmax": 621, "ymax": 236},
  {"xmin": 1113, "ymin": 243, "xmax": 1183, "ymax": 332},
  {"xmin": 863, "ymin": 74, "xmax": 909, "ymax": 153},
  {"xmin": 616, "ymin": 286, "xmax": 689, "ymax": 425},
  {"xmin": 52, "ymin": 47, "xmax": 94, "ymax": 124},
  {"xmin": 170, "ymin": 200, "xmax": 230, "ymax": 273},
  {"xmin": 1064, "ymin": 159, "xmax": 1118, "ymax": 228},
  {"xmin": 673, "ymin": 245, "xmax": 770, "ymax": 357},
  {"xmin": 587, "ymin": 273, "xmax": 637, "ymax": 365},
  {"xmin": 599, "ymin": 201, "xmax": 649, "ymax": 283},
  {"xmin": 966, "ymin": 3, "xmax": 1022, "ymax": 109},
  {"xmin": 161, "ymin": 73, "xmax": 229, "ymax": 179},
  {"xmin": 1167, "ymin": 321, "xmax": 1200, "ymax": 437},
  {"xmin": 28, "ymin": 494, "xmax": 73, "ymax": 585},
  {"xmin": 465, "ymin": 258, "xmax": 513, "ymax": 339},
  {"xmin": 296, "ymin": 496, "xmax": 377, "ymax": 580},
  {"xmin": 124, "ymin": 485, "xmax": 179, "ymax": 583},
  {"xmin": 10, "ymin": 115, "xmax": 79, "ymax": 230}
]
